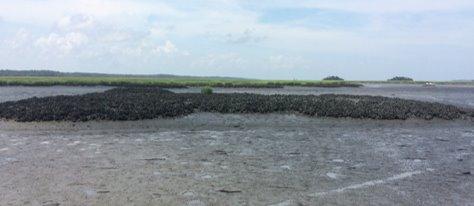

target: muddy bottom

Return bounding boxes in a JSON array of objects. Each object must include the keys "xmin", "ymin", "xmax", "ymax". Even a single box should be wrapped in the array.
[{"xmin": 0, "ymin": 113, "xmax": 473, "ymax": 205}]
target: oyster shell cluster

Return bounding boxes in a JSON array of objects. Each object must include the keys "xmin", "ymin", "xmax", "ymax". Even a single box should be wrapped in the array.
[{"xmin": 0, "ymin": 87, "xmax": 467, "ymax": 122}]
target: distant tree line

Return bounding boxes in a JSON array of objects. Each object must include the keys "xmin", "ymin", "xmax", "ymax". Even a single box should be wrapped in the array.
[
  {"xmin": 0, "ymin": 69, "xmax": 120, "ymax": 77},
  {"xmin": 0, "ymin": 70, "xmax": 65, "ymax": 76},
  {"xmin": 0, "ymin": 69, "xmax": 247, "ymax": 80}
]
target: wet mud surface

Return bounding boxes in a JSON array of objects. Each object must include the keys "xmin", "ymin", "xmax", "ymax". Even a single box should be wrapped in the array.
[
  {"xmin": 0, "ymin": 114, "xmax": 473, "ymax": 205},
  {"xmin": 0, "ymin": 87, "xmax": 468, "ymax": 122}
]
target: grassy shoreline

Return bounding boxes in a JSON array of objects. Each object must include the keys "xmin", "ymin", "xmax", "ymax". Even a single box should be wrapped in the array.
[
  {"xmin": 0, "ymin": 76, "xmax": 472, "ymax": 88},
  {"xmin": 0, "ymin": 76, "xmax": 362, "ymax": 88}
]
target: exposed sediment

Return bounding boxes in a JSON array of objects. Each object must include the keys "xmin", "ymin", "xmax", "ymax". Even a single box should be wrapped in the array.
[{"xmin": 0, "ymin": 87, "xmax": 468, "ymax": 122}]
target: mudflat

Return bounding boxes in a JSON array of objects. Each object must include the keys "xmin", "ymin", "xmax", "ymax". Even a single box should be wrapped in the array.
[
  {"xmin": 0, "ymin": 114, "xmax": 472, "ymax": 205},
  {"xmin": 0, "ymin": 85, "xmax": 473, "ymax": 205}
]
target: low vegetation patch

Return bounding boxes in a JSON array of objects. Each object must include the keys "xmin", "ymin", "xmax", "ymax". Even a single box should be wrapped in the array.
[
  {"xmin": 0, "ymin": 87, "xmax": 466, "ymax": 122},
  {"xmin": 201, "ymin": 87, "xmax": 213, "ymax": 94},
  {"xmin": 0, "ymin": 76, "xmax": 362, "ymax": 88}
]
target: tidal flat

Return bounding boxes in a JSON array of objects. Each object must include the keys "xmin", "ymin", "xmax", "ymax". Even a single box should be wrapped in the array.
[{"xmin": 0, "ymin": 85, "xmax": 472, "ymax": 205}]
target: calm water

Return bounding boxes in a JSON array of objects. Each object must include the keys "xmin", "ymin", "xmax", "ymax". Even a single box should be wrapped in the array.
[
  {"xmin": 0, "ymin": 86, "xmax": 112, "ymax": 103},
  {"xmin": 171, "ymin": 84, "xmax": 474, "ymax": 109},
  {"xmin": 0, "ymin": 84, "xmax": 473, "ymax": 108}
]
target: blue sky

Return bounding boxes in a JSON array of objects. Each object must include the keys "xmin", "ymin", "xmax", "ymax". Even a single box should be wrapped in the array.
[{"xmin": 0, "ymin": 0, "xmax": 473, "ymax": 80}]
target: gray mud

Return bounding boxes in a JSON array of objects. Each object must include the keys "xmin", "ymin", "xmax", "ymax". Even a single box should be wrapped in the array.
[{"xmin": 0, "ymin": 113, "xmax": 472, "ymax": 205}]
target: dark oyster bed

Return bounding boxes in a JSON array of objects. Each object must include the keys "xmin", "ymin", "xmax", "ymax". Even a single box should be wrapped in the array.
[{"xmin": 0, "ymin": 87, "xmax": 469, "ymax": 122}]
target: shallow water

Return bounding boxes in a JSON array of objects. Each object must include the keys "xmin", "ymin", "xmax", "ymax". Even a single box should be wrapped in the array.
[
  {"xmin": 1, "ymin": 84, "xmax": 473, "ymax": 109},
  {"xmin": 0, "ymin": 86, "xmax": 112, "ymax": 103},
  {"xmin": 171, "ymin": 84, "xmax": 474, "ymax": 109}
]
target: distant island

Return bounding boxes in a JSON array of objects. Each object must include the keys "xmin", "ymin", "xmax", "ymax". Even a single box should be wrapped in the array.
[
  {"xmin": 388, "ymin": 76, "xmax": 414, "ymax": 81},
  {"xmin": 323, "ymin": 76, "xmax": 344, "ymax": 81}
]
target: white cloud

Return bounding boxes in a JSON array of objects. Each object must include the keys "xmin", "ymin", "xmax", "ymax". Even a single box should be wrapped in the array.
[
  {"xmin": 149, "ymin": 25, "xmax": 175, "ymax": 38},
  {"xmin": 109, "ymin": 45, "xmax": 143, "ymax": 56},
  {"xmin": 268, "ymin": 55, "xmax": 307, "ymax": 70},
  {"xmin": 100, "ymin": 31, "xmax": 133, "ymax": 43},
  {"xmin": 154, "ymin": 40, "xmax": 178, "ymax": 54},
  {"xmin": 4, "ymin": 28, "xmax": 31, "ymax": 49},
  {"xmin": 0, "ymin": 0, "xmax": 183, "ymax": 25},
  {"xmin": 0, "ymin": 0, "xmax": 473, "ymax": 80},
  {"xmin": 250, "ymin": 0, "xmax": 474, "ymax": 14},
  {"xmin": 56, "ymin": 14, "xmax": 95, "ymax": 31},
  {"xmin": 223, "ymin": 29, "xmax": 266, "ymax": 44},
  {"xmin": 35, "ymin": 32, "xmax": 89, "ymax": 54},
  {"xmin": 193, "ymin": 53, "xmax": 245, "ymax": 69}
]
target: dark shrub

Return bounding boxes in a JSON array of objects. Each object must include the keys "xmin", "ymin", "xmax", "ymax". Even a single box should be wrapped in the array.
[
  {"xmin": 323, "ymin": 76, "xmax": 344, "ymax": 81},
  {"xmin": 201, "ymin": 87, "xmax": 213, "ymax": 95},
  {"xmin": 389, "ymin": 76, "xmax": 414, "ymax": 81}
]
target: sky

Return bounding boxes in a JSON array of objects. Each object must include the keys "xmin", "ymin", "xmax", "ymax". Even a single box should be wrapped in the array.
[{"xmin": 0, "ymin": 0, "xmax": 473, "ymax": 80}]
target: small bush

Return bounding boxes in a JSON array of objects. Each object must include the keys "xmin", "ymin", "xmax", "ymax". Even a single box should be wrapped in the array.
[
  {"xmin": 323, "ymin": 76, "xmax": 344, "ymax": 81},
  {"xmin": 201, "ymin": 87, "xmax": 213, "ymax": 94},
  {"xmin": 389, "ymin": 76, "xmax": 414, "ymax": 81}
]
